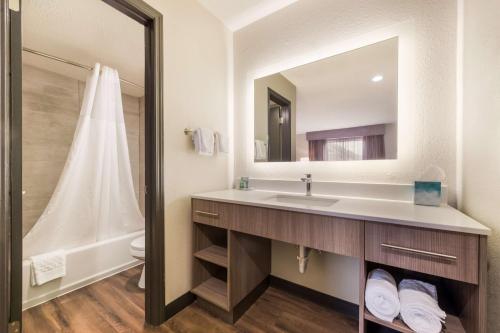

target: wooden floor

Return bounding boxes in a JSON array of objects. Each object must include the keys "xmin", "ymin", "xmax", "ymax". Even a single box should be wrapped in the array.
[{"xmin": 23, "ymin": 266, "xmax": 358, "ymax": 333}]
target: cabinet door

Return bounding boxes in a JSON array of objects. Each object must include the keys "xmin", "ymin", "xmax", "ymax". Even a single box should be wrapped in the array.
[
  {"xmin": 231, "ymin": 204, "xmax": 361, "ymax": 257},
  {"xmin": 365, "ymin": 222, "xmax": 479, "ymax": 284},
  {"xmin": 192, "ymin": 199, "xmax": 234, "ymax": 229}
]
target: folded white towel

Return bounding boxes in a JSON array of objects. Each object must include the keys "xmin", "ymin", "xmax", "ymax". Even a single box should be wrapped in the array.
[
  {"xmin": 215, "ymin": 131, "xmax": 229, "ymax": 153},
  {"xmin": 399, "ymin": 279, "xmax": 446, "ymax": 333},
  {"xmin": 193, "ymin": 128, "xmax": 215, "ymax": 156},
  {"xmin": 254, "ymin": 140, "xmax": 268, "ymax": 161},
  {"xmin": 365, "ymin": 269, "xmax": 400, "ymax": 322},
  {"xmin": 30, "ymin": 250, "xmax": 66, "ymax": 286}
]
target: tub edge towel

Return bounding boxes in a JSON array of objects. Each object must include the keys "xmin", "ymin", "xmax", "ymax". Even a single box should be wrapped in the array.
[
  {"xmin": 30, "ymin": 250, "xmax": 66, "ymax": 286},
  {"xmin": 365, "ymin": 268, "xmax": 400, "ymax": 322},
  {"xmin": 399, "ymin": 279, "xmax": 446, "ymax": 333}
]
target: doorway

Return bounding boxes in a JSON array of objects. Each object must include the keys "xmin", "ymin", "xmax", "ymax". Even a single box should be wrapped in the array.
[
  {"xmin": 267, "ymin": 88, "xmax": 292, "ymax": 162},
  {"xmin": 0, "ymin": 0, "xmax": 165, "ymax": 331}
]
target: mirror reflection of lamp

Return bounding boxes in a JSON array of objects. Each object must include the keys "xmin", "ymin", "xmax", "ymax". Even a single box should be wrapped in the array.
[{"xmin": 371, "ymin": 74, "xmax": 384, "ymax": 82}]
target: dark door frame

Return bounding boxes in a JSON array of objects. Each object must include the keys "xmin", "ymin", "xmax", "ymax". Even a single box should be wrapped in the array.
[
  {"xmin": 0, "ymin": 2, "xmax": 14, "ymax": 332},
  {"xmin": 267, "ymin": 88, "xmax": 292, "ymax": 162},
  {"xmin": 0, "ymin": 0, "xmax": 166, "ymax": 330}
]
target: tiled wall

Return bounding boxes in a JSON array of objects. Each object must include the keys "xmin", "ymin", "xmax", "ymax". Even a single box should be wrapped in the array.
[{"xmin": 22, "ymin": 64, "xmax": 144, "ymax": 236}]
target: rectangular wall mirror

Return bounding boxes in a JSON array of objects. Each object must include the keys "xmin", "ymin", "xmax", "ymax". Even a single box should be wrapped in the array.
[{"xmin": 254, "ymin": 37, "xmax": 398, "ymax": 162}]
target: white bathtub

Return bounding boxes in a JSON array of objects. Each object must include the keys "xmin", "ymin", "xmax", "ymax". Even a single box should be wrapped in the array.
[{"xmin": 22, "ymin": 230, "xmax": 144, "ymax": 310}]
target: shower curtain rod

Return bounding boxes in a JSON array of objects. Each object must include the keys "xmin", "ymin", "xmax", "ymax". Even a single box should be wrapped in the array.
[{"xmin": 22, "ymin": 47, "xmax": 144, "ymax": 89}]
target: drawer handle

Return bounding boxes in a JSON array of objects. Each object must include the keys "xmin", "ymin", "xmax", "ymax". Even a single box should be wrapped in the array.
[
  {"xmin": 380, "ymin": 243, "xmax": 457, "ymax": 261},
  {"xmin": 195, "ymin": 210, "xmax": 219, "ymax": 218}
]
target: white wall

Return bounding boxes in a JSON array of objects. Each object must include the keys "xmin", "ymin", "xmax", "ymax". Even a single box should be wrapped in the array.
[
  {"xmin": 234, "ymin": 0, "xmax": 457, "ymax": 303},
  {"xmin": 144, "ymin": 0, "xmax": 231, "ymax": 304},
  {"xmin": 462, "ymin": 0, "xmax": 500, "ymax": 331},
  {"xmin": 295, "ymin": 133, "xmax": 308, "ymax": 161}
]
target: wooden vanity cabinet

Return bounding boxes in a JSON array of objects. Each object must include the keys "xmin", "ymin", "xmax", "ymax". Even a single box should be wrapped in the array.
[
  {"xmin": 192, "ymin": 201, "xmax": 271, "ymax": 322},
  {"xmin": 365, "ymin": 222, "xmax": 479, "ymax": 284},
  {"xmin": 191, "ymin": 198, "xmax": 361, "ymax": 322},
  {"xmin": 192, "ymin": 199, "xmax": 361, "ymax": 257},
  {"xmin": 362, "ymin": 222, "xmax": 487, "ymax": 333},
  {"xmin": 191, "ymin": 199, "xmax": 487, "ymax": 333}
]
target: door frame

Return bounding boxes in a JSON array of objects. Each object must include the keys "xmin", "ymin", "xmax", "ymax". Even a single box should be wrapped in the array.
[
  {"xmin": 267, "ymin": 88, "xmax": 292, "ymax": 162},
  {"xmin": 0, "ymin": 0, "xmax": 166, "ymax": 329},
  {"xmin": 0, "ymin": 1, "xmax": 13, "ymax": 332}
]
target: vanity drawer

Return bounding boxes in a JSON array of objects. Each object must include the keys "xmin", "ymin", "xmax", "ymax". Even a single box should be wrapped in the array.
[
  {"xmin": 231, "ymin": 204, "xmax": 361, "ymax": 257},
  {"xmin": 192, "ymin": 199, "xmax": 233, "ymax": 229},
  {"xmin": 365, "ymin": 222, "xmax": 479, "ymax": 284}
]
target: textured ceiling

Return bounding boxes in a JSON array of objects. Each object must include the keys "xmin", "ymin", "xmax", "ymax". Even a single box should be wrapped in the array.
[
  {"xmin": 22, "ymin": 0, "xmax": 144, "ymax": 96},
  {"xmin": 197, "ymin": 0, "xmax": 299, "ymax": 31}
]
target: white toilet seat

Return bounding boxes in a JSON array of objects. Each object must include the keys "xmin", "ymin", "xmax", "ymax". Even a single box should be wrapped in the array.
[{"xmin": 130, "ymin": 236, "xmax": 145, "ymax": 259}]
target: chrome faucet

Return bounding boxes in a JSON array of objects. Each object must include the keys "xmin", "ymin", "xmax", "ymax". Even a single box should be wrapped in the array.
[{"xmin": 300, "ymin": 173, "xmax": 312, "ymax": 196}]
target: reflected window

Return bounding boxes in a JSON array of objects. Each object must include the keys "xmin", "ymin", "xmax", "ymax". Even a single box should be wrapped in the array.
[{"xmin": 326, "ymin": 137, "xmax": 363, "ymax": 161}]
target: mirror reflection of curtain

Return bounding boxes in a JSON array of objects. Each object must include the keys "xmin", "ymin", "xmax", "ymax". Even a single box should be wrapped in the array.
[
  {"xmin": 308, "ymin": 140, "xmax": 326, "ymax": 161},
  {"xmin": 326, "ymin": 137, "xmax": 363, "ymax": 161},
  {"xmin": 321, "ymin": 135, "xmax": 386, "ymax": 161},
  {"xmin": 362, "ymin": 135, "xmax": 385, "ymax": 160}
]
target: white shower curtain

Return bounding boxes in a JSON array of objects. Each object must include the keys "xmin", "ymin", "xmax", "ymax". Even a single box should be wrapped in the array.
[{"xmin": 23, "ymin": 64, "xmax": 144, "ymax": 258}]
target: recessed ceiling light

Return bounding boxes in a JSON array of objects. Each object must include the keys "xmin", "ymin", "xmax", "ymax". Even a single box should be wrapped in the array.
[{"xmin": 371, "ymin": 75, "xmax": 384, "ymax": 82}]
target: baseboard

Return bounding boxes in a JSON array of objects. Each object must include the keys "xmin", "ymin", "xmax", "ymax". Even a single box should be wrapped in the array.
[
  {"xmin": 165, "ymin": 291, "xmax": 195, "ymax": 320},
  {"xmin": 269, "ymin": 275, "xmax": 358, "ymax": 319}
]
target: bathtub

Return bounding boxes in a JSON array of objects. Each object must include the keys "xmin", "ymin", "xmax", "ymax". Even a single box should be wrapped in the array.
[{"xmin": 22, "ymin": 230, "xmax": 144, "ymax": 310}]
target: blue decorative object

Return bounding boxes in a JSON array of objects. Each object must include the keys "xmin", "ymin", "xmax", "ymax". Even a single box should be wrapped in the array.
[{"xmin": 414, "ymin": 181, "xmax": 442, "ymax": 206}]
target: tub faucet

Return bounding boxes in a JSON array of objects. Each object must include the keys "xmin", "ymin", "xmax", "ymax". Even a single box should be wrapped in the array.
[{"xmin": 300, "ymin": 173, "xmax": 312, "ymax": 196}]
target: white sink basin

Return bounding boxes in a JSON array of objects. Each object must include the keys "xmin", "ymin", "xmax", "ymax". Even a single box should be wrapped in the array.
[{"xmin": 265, "ymin": 194, "xmax": 339, "ymax": 207}]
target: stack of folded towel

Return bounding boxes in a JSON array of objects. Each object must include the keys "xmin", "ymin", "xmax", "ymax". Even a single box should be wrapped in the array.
[
  {"xmin": 365, "ymin": 269, "xmax": 401, "ymax": 322},
  {"xmin": 399, "ymin": 279, "xmax": 446, "ymax": 333},
  {"xmin": 365, "ymin": 269, "xmax": 446, "ymax": 333}
]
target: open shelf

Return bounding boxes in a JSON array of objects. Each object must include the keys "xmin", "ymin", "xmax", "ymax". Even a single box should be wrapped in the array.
[
  {"xmin": 194, "ymin": 245, "xmax": 228, "ymax": 268},
  {"xmin": 363, "ymin": 262, "xmax": 469, "ymax": 333},
  {"xmin": 364, "ymin": 307, "xmax": 465, "ymax": 333},
  {"xmin": 192, "ymin": 277, "xmax": 229, "ymax": 311}
]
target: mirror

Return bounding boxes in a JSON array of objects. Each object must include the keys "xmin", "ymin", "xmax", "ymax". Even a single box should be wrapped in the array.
[{"xmin": 254, "ymin": 37, "xmax": 398, "ymax": 162}]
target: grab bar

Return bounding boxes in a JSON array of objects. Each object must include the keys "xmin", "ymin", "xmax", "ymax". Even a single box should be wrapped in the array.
[{"xmin": 380, "ymin": 243, "xmax": 457, "ymax": 261}]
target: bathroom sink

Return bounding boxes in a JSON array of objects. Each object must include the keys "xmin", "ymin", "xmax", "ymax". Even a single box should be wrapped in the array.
[{"xmin": 265, "ymin": 194, "xmax": 338, "ymax": 207}]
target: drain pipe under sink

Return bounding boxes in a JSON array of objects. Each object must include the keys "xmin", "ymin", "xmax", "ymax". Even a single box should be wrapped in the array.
[{"xmin": 297, "ymin": 245, "xmax": 312, "ymax": 274}]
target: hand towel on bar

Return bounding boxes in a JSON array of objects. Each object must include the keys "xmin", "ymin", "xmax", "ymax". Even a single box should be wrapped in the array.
[
  {"xmin": 254, "ymin": 140, "xmax": 268, "ymax": 161},
  {"xmin": 399, "ymin": 279, "xmax": 446, "ymax": 333},
  {"xmin": 30, "ymin": 250, "xmax": 66, "ymax": 286},
  {"xmin": 215, "ymin": 131, "xmax": 229, "ymax": 153},
  {"xmin": 365, "ymin": 269, "xmax": 400, "ymax": 322},
  {"xmin": 192, "ymin": 128, "xmax": 214, "ymax": 156}
]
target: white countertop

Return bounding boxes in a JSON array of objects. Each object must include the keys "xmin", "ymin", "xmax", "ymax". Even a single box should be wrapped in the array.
[{"xmin": 191, "ymin": 189, "xmax": 491, "ymax": 236}]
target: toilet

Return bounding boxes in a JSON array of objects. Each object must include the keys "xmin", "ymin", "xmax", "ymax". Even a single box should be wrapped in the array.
[{"xmin": 130, "ymin": 236, "xmax": 145, "ymax": 289}]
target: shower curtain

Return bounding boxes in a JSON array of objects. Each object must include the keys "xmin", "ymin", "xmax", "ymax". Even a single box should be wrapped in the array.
[{"xmin": 23, "ymin": 64, "xmax": 144, "ymax": 258}]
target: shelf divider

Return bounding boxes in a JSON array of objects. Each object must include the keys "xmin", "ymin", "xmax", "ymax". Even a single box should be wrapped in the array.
[
  {"xmin": 194, "ymin": 245, "xmax": 228, "ymax": 268},
  {"xmin": 192, "ymin": 277, "xmax": 229, "ymax": 311}
]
